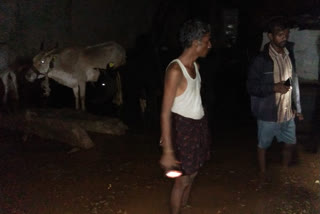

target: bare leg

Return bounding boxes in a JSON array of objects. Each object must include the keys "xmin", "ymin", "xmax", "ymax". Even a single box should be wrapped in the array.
[
  {"xmin": 283, "ymin": 143, "xmax": 294, "ymax": 168},
  {"xmin": 257, "ymin": 147, "xmax": 267, "ymax": 173},
  {"xmin": 181, "ymin": 172, "xmax": 197, "ymax": 207},
  {"xmin": 170, "ymin": 173, "xmax": 196, "ymax": 214}
]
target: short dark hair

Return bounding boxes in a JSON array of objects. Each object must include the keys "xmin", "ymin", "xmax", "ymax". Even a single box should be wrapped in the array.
[
  {"xmin": 179, "ymin": 19, "xmax": 211, "ymax": 49},
  {"xmin": 267, "ymin": 17, "xmax": 289, "ymax": 34}
]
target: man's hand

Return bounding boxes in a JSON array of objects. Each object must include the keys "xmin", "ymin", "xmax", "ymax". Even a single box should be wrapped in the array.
[
  {"xmin": 296, "ymin": 112, "xmax": 304, "ymax": 121},
  {"xmin": 274, "ymin": 82, "xmax": 291, "ymax": 94},
  {"xmin": 160, "ymin": 151, "xmax": 180, "ymax": 170}
]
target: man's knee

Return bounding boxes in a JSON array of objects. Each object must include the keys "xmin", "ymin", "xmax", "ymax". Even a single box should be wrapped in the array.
[
  {"xmin": 175, "ymin": 177, "xmax": 189, "ymax": 189},
  {"xmin": 175, "ymin": 174, "xmax": 196, "ymax": 188},
  {"xmin": 189, "ymin": 172, "xmax": 198, "ymax": 181},
  {"xmin": 283, "ymin": 143, "xmax": 295, "ymax": 150}
]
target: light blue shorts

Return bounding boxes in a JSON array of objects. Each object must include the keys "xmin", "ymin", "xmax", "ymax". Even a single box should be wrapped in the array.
[{"xmin": 257, "ymin": 119, "xmax": 296, "ymax": 149}]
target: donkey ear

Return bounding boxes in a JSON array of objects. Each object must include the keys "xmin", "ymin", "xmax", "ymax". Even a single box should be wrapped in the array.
[{"xmin": 40, "ymin": 41, "xmax": 44, "ymax": 51}]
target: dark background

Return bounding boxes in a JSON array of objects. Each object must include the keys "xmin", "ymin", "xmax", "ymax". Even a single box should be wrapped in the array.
[{"xmin": 1, "ymin": 0, "xmax": 320, "ymax": 132}]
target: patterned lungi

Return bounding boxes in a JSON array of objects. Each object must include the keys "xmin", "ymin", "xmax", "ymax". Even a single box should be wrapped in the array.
[{"xmin": 171, "ymin": 113, "xmax": 211, "ymax": 175}]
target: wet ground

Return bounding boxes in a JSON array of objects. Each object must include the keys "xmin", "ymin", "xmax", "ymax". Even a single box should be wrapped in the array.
[{"xmin": 0, "ymin": 85, "xmax": 320, "ymax": 214}]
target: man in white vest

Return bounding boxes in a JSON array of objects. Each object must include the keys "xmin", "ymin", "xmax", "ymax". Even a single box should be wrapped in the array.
[{"xmin": 160, "ymin": 19, "xmax": 212, "ymax": 214}]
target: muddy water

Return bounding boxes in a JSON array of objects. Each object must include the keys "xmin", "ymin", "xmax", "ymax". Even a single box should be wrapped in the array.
[{"xmin": 0, "ymin": 113, "xmax": 319, "ymax": 214}]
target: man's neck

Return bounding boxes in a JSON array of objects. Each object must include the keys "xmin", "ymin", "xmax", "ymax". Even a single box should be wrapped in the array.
[
  {"xmin": 179, "ymin": 49, "xmax": 198, "ymax": 67},
  {"xmin": 270, "ymin": 43, "xmax": 285, "ymax": 54}
]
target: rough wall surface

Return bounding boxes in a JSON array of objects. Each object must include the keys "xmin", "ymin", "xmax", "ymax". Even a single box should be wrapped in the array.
[
  {"xmin": 261, "ymin": 29, "xmax": 320, "ymax": 81},
  {"xmin": 0, "ymin": 0, "xmax": 159, "ymax": 58}
]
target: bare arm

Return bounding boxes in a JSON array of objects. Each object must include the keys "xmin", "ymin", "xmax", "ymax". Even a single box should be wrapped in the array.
[{"xmin": 160, "ymin": 63, "xmax": 182, "ymax": 169}]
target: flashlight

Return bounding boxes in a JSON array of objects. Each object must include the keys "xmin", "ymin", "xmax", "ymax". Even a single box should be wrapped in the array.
[{"xmin": 165, "ymin": 166, "xmax": 182, "ymax": 178}]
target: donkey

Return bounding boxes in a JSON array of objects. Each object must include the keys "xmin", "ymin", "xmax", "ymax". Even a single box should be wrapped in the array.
[{"xmin": 26, "ymin": 41, "xmax": 126, "ymax": 110}]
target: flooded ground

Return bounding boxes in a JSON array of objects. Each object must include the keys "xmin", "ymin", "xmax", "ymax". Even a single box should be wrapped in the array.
[{"xmin": 0, "ymin": 108, "xmax": 319, "ymax": 214}]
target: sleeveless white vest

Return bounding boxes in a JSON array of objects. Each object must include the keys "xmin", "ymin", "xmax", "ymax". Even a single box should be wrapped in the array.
[{"xmin": 170, "ymin": 59, "xmax": 204, "ymax": 119}]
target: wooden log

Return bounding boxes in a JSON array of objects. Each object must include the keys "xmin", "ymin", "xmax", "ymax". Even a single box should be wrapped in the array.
[
  {"xmin": 0, "ymin": 108, "xmax": 128, "ymax": 149},
  {"xmin": 0, "ymin": 111, "xmax": 94, "ymax": 149},
  {"xmin": 26, "ymin": 108, "xmax": 128, "ymax": 135}
]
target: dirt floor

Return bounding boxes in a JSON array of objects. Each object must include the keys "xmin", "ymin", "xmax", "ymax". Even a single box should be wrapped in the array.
[{"xmin": 0, "ymin": 117, "xmax": 319, "ymax": 214}]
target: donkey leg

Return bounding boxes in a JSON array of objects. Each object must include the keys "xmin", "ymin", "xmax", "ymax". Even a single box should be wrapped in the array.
[
  {"xmin": 10, "ymin": 72, "xmax": 19, "ymax": 100},
  {"xmin": 2, "ymin": 87, "xmax": 7, "ymax": 104},
  {"xmin": 72, "ymin": 86, "xmax": 80, "ymax": 110},
  {"xmin": 79, "ymin": 81, "xmax": 86, "ymax": 111},
  {"xmin": 2, "ymin": 75, "xmax": 8, "ymax": 104},
  {"xmin": 10, "ymin": 72, "xmax": 19, "ymax": 111}
]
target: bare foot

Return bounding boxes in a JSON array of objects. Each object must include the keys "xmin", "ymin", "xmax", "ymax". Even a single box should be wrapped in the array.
[
  {"xmin": 258, "ymin": 172, "xmax": 271, "ymax": 184},
  {"xmin": 182, "ymin": 204, "xmax": 192, "ymax": 209}
]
